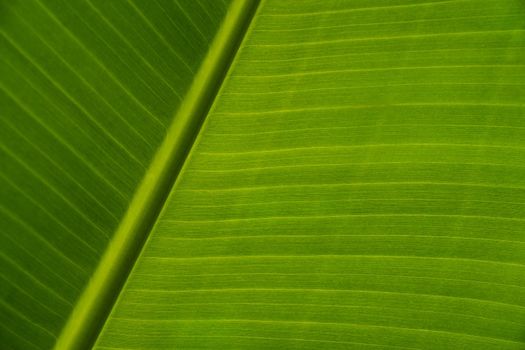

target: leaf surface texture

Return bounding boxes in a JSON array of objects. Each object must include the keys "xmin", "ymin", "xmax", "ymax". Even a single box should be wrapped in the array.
[
  {"xmin": 97, "ymin": 0, "xmax": 525, "ymax": 349},
  {"xmin": 0, "ymin": 0, "xmax": 231, "ymax": 348},
  {"xmin": 1, "ymin": 0, "xmax": 525, "ymax": 349}
]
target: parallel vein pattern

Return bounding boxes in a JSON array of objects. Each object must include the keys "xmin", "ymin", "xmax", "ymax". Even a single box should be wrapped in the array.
[
  {"xmin": 0, "ymin": 1, "xmax": 231, "ymax": 349},
  {"xmin": 98, "ymin": 0, "xmax": 525, "ymax": 349}
]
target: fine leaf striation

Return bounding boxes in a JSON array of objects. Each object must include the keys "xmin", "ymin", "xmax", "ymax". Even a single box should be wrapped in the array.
[
  {"xmin": 0, "ymin": 0, "xmax": 231, "ymax": 349},
  {"xmin": 97, "ymin": 0, "xmax": 525, "ymax": 349}
]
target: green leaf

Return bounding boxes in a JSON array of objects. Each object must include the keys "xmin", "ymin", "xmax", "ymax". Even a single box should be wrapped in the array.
[
  {"xmin": 1, "ymin": 0, "xmax": 250, "ymax": 348},
  {"xmin": 2, "ymin": 0, "xmax": 525, "ymax": 349}
]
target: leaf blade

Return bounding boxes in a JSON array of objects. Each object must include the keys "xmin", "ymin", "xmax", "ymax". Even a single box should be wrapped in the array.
[{"xmin": 96, "ymin": 0, "xmax": 525, "ymax": 349}]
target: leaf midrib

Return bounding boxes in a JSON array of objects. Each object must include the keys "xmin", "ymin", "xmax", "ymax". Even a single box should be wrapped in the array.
[{"xmin": 53, "ymin": 1, "xmax": 260, "ymax": 349}]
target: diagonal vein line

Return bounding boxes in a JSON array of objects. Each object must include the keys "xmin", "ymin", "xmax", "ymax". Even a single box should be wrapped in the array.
[
  {"xmin": 0, "ymin": 173, "xmax": 100, "ymax": 257},
  {"xmin": 0, "ymin": 31, "xmax": 148, "ymax": 169},
  {"xmin": 53, "ymin": 1, "xmax": 261, "ymax": 349},
  {"xmin": 0, "ymin": 253, "xmax": 73, "ymax": 306},
  {"xmin": 63, "ymin": 1, "xmax": 175, "ymax": 105},
  {"xmin": 0, "ymin": 299, "xmax": 57, "ymax": 338},
  {"xmin": 1, "ymin": 231, "xmax": 81, "ymax": 293},
  {"xmin": 0, "ymin": 324, "xmax": 43, "ymax": 350},
  {"xmin": 172, "ymin": 0, "xmax": 208, "ymax": 43},
  {"xmin": 0, "ymin": 56, "xmax": 138, "ymax": 194},
  {"xmin": 0, "ymin": 142, "xmax": 109, "ymax": 238},
  {"xmin": 0, "ymin": 205, "xmax": 90, "ymax": 274},
  {"xmin": 0, "ymin": 119, "xmax": 120, "ymax": 224},
  {"xmin": 124, "ymin": 0, "xmax": 194, "ymax": 74},
  {"xmin": 34, "ymin": 0, "xmax": 167, "ymax": 130},
  {"xmin": 1, "ymin": 13, "xmax": 157, "ymax": 154},
  {"xmin": 83, "ymin": 0, "xmax": 182, "ymax": 100}
]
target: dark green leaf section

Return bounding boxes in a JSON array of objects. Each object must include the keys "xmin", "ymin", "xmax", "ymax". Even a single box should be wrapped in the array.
[
  {"xmin": 0, "ymin": 1, "xmax": 230, "ymax": 349},
  {"xmin": 97, "ymin": 0, "xmax": 525, "ymax": 349}
]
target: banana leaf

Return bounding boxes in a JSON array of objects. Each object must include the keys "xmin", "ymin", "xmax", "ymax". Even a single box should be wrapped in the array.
[{"xmin": 1, "ymin": 0, "xmax": 524, "ymax": 349}]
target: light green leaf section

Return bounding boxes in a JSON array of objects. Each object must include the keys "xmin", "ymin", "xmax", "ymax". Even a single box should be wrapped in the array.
[
  {"xmin": 0, "ymin": 0, "xmax": 232, "ymax": 349},
  {"xmin": 97, "ymin": 0, "xmax": 525, "ymax": 349}
]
